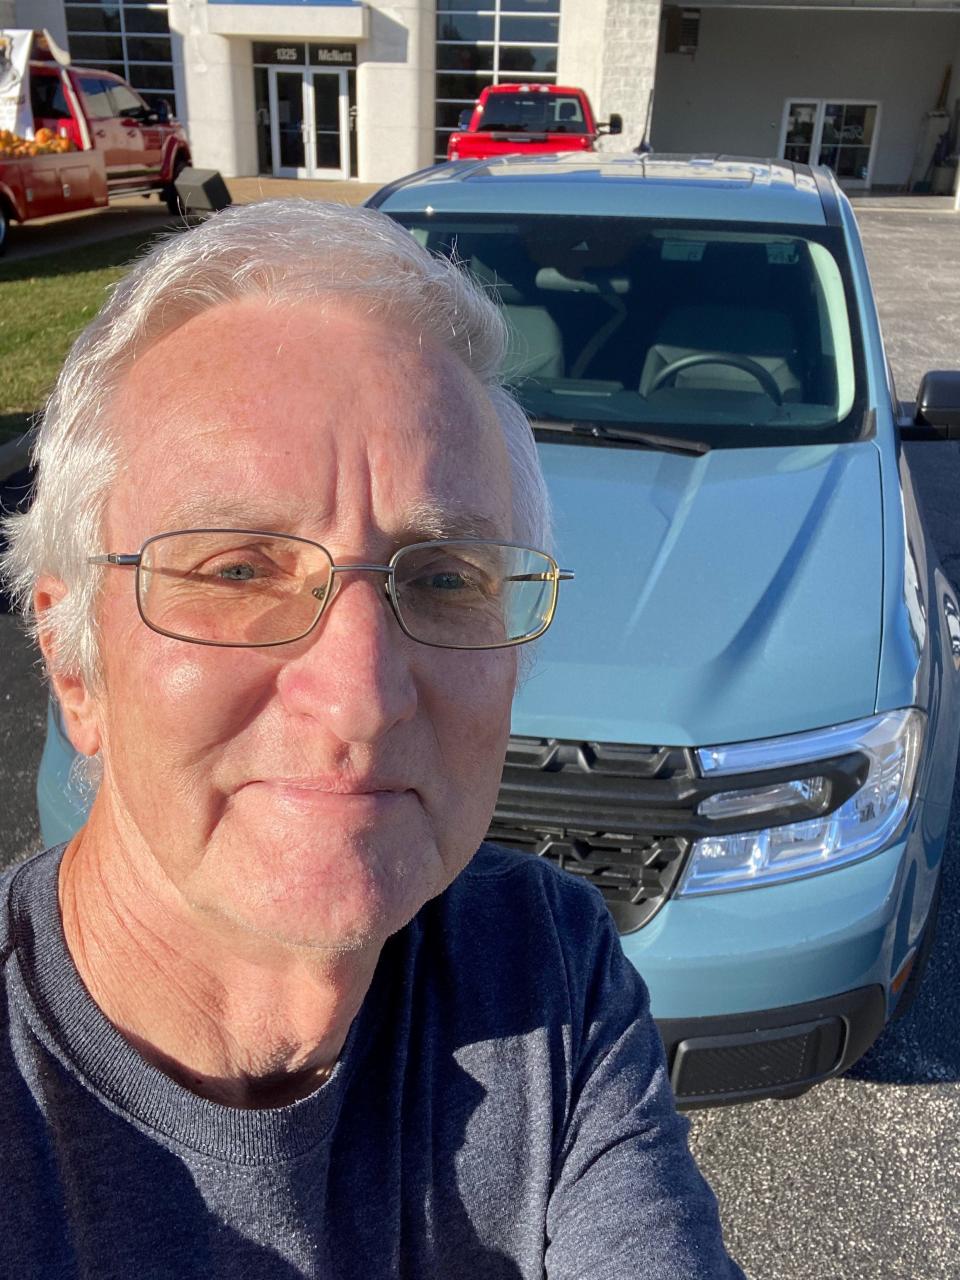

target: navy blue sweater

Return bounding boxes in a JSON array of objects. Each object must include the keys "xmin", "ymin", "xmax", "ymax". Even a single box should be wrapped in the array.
[{"xmin": 0, "ymin": 843, "xmax": 745, "ymax": 1278}]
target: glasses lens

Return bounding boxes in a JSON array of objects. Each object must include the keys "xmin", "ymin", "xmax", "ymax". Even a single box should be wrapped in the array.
[
  {"xmin": 392, "ymin": 541, "xmax": 557, "ymax": 649},
  {"xmin": 137, "ymin": 532, "xmax": 332, "ymax": 646}
]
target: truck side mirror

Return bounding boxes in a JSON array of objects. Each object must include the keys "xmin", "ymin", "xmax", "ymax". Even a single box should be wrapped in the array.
[
  {"xmin": 457, "ymin": 109, "xmax": 472, "ymax": 131},
  {"xmin": 599, "ymin": 113, "xmax": 623, "ymax": 136},
  {"xmin": 147, "ymin": 100, "xmax": 171, "ymax": 125},
  {"xmin": 912, "ymin": 370, "xmax": 960, "ymax": 440}
]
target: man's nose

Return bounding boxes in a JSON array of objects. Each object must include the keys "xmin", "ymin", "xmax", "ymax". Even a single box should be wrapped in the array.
[{"xmin": 276, "ymin": 574, "xmax": 418, "ymax": 743}]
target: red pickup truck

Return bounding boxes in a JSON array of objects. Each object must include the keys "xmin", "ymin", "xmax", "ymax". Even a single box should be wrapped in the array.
[
  {"xmin": 445, "ymin": 84, "xmax": 621, "ymax": 163},
  {"xmin": 0, "ymin": 50, "xmax": 191, "ymax": 253}
]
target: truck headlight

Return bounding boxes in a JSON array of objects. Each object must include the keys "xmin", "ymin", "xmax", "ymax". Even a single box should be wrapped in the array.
[{"xmin": 677, "ymin": 709, "xmax": 924, "ymax": 896}]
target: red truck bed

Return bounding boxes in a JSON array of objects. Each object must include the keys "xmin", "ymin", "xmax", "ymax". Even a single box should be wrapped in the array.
[{"xmin": 0, "ymin": 148, "xmax": 108, "ymax": 222}]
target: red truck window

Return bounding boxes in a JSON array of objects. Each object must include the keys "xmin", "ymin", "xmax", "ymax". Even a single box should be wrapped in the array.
[
  {"xmin": 78, "ymin": 76, "xmax": 114, "ymax": 119},
  {"xmin": 478, "ymin": 93, "xmax": 588, "ymax": 135},
  {"xmin": 30, "ymin": 74, "xmax": 72, "ymax": 121},
  {"xmin": 108, "ymin": 82, "xmax": 146, "ymax": 118}
]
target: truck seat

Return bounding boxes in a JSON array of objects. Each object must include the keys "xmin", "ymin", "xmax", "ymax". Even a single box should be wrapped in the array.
[
  {"xmin": 466, "ymin": 256, "xmax": 565, "ymax": 383},
  {"xmin": 501, "ymin": 302, "xmax": 565, "ymax": 382},
  {"xmin": 638, "ymin": 305, "xmax": 803, "ymax": 400}
]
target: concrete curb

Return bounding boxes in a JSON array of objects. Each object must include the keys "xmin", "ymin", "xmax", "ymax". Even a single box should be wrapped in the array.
[{"xmin": 0, "ymin": 427, "xmax": 35, "ymax": 484}]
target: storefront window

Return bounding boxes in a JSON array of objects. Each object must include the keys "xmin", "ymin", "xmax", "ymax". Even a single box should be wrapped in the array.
[
  {"xmin": 64, "ymin": 1, "xmax": 178, "ymax": 116},
  {"xmin": 437, "ymin": 14, "xmax": 496, "ymax": 41},
  {"xmin": 434, "ymin": 0, "xmax": 562, "ymax": 160},
  {"xmin": 499, "ymin": 15, "xmax": 559, "ymax": 42}
]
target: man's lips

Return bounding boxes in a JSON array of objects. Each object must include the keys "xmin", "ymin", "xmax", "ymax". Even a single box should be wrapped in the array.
[
  {"xmin": 236, "ymin": 779, "xmax": 419, "ymax": 812},
  {"xmin": 242, "ymin": 778, "xmax": 416, "ymax": 796}
]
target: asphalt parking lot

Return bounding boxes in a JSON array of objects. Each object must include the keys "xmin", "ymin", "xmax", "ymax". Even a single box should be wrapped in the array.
[{"xmin": 1, "ymin": 199, "xmax": 960, "ymax": 1279}]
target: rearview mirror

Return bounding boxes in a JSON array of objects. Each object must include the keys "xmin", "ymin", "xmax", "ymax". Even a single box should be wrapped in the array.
[
  {"xmin": 457, "ymin": 109, "xmax": 472, "ymax": 131},
  {"xmin": 599, "ymin": 113, "xmax": 623, "ymax": 136}
]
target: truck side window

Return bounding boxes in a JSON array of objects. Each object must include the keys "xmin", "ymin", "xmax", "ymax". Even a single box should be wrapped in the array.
[
  {"xmin": 78, "ymin": 76, "xmax": 114, "ymax": 120},
  {"xmin": 552, "ymin": 98, "xmax": 586, "ymax": 133},
  {"xmin": 30, "ymin": 74, "xmax": 72, "ymax": 121},
  {"xmin": 108, "ymin": 83, "xmax": 146, "ymax": 119}
]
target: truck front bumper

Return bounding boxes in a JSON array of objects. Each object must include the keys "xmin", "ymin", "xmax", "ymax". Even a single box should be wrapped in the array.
[
  {"xmin": 657, "ymin": 985, "xmax": 886, "ymax": 1108},
  {"xmin": 625, "ymin": 834, "xmax": 934, "ymax": 1106}
]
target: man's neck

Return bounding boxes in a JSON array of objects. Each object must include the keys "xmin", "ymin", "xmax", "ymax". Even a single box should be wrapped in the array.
[{"xmin": 57, "ymin": 820, "xmax": 380, "ymax": 1109}]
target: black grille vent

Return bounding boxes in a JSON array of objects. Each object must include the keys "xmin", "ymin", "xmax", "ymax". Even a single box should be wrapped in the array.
[
  {"xmin": 488, "ymin": 736, "xmax": 699, "ymax": 933},
  {"xmin": 487, "ymin": 734, "xmax": 868, "ymax": 934}
]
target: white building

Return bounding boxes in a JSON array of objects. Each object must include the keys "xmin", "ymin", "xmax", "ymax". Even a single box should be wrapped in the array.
[{"xmin": 7, "ymin": 0, "xmax": 960, "ymax": 190}]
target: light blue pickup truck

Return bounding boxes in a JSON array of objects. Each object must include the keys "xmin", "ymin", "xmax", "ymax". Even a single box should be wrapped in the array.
[{"xmin": 39, "ymin": 154, "xmax": 960, "ymax": 1107}]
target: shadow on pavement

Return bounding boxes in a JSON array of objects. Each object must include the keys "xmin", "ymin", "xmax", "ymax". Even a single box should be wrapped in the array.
[
  {"xmin": 2, "ymin": 204, "xmax": 184, "ymax": 269},
  {"xmin": 845, "ymin": 771, "xmax": 960, "ymax": 1087}
]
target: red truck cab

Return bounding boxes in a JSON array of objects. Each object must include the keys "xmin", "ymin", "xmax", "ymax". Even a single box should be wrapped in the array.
[
  {"xmin": 0, "ymin": 45, "xmax": 191, "ymax": 252},
  {"xmin": 446, "ymin": 84, "xmax": 621, "ymax": 162}
]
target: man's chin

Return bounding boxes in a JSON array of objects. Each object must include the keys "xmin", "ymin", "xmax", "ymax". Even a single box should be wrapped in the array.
[{"xmin": 188, "ymin": 833, "xmax": 449, "ymax": 954}]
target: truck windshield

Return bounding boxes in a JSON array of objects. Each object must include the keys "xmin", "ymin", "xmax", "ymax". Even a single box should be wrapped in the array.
[
  {"xmin": 476, "ymin": 94, "xmax": 588, "ymax": 134},
  {"xmin": 397, "ymin": 214, "xmax": 867, "ymax": 448}
]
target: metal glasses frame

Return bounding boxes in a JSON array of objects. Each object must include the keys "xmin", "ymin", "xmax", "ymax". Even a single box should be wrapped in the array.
[{"xmin": 88, "ymin": 528, "xmax": 575, "ymax": 651}]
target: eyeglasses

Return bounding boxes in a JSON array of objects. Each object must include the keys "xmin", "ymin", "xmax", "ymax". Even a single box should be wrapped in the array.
[{"xmin": 87, "ymin": 529, "xmax": 574, "ymax": 651}]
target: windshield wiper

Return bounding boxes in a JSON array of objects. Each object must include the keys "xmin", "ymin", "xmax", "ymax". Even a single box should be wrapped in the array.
[{"xmin": 538, "ymin": 420, "xmax": 712, "ymax": 456}]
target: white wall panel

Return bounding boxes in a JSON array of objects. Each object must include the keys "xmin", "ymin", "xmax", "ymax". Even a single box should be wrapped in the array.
[{"xmin": 652, "ymin": 7, "xmax": 960, "ymax": 187}]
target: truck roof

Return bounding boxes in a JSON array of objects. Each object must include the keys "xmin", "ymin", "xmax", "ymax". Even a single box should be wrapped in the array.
[
  {"xmin": 371, "ymin": 153, "xmax": 833, "ymax": 226},
  {"xmin": 477, "ymin": 84, "xmax": 588, "ymax": 95}
]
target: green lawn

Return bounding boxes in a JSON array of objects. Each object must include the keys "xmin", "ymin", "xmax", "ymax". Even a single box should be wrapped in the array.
[{"xmin": 0, "ymin": 231, "xmax": 176, "ymax": 443}]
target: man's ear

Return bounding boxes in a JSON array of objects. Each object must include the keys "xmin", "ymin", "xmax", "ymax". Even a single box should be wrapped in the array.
[{"xmin": 34, "ymin": 575, "xmax": 102, "ymax": 758}]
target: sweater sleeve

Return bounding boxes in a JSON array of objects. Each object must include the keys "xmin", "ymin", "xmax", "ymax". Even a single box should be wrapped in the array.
[{"xmin": 544, "ymin": 898, "xmax": 748, "ymax": 1280}]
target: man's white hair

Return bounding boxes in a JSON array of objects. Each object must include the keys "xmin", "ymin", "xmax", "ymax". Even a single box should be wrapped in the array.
[{"xmin": 0, "ymin": 199, "xmax": 551, "ymax": 680}]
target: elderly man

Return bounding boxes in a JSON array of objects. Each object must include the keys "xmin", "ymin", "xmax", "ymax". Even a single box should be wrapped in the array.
[{"xmin": 0, "ymin": 202, "xmax": 744, "ymax": 1278}]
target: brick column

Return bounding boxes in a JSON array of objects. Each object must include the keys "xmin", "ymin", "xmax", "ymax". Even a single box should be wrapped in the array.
[{"xmin": 597, "ymin": 0, "xmax": 661, "ymax": 152}]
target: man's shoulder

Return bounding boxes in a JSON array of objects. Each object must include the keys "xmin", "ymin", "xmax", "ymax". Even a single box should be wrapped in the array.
[
  {"xmin": 0, "ymin": 845, "xmax": 64, "ymax": 958},
  {"xmin": 432, "ymin": 841, "xmax": 619, "ymax": 992},
  {"xmin": 460, "ymin": 841, "xmax": 609, "ymax": 919}
]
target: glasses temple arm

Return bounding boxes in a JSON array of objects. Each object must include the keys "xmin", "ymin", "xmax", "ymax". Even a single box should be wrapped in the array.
[
  {"xmin": 504, "ymin": 570, "xmax": 575, "ymax": 582},
  {"xmin": 87, "ymin": 553, "xmax": 141, "ymax": 567},
  {"xmin": 87, "ymin": 555, "xmax": 199, "ymax": 582}
]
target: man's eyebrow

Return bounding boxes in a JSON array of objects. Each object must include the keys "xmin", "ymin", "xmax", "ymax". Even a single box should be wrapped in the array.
[
  {"xmin": 155, "ymin": 494, "xmax": 324, "ymax": 532},
  {"xmin": 400, "ymin": 502, "xmax": 507, "ymax": 542}
]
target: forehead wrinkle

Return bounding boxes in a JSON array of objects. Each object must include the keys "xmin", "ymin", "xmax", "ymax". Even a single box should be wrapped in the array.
[
  {"xmin": 154, "ymin": 494, "xmax": 324, "ymax": 534},
  {"xmin": 148, "ymin": 495, "xmax": 506, "ymax": 545},
  {"xmin": 109, "ymin": 298, "xmax": 513, "ymax": 547}
]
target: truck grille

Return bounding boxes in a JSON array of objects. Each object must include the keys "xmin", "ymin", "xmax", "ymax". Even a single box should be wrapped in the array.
[{"xmin": 487, "ymin": 735, "xmax": 700, "ymax": 933}]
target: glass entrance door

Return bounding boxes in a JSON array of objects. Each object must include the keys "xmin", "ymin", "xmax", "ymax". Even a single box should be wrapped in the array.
[
  {"xmin": 269, "ymin": 67, "xmax": 308, "ymax": 178},
  {"xmin": 782, "ymin": 101, "xmax": 818, "ymax": 167},
  {"xmin": 311, "ymin": 70, "xmax": 348, "ymax": 179},
  {"xmin": 780, "ymin": 99, "xmax": 880, "ymax": 190},
  {"xmin": 268, "ymin": 67, "xmax": 348, "ymax": 180},
  {"xmin": 818, "ymin": 103, "xmax": 877, "ymax": 187}
]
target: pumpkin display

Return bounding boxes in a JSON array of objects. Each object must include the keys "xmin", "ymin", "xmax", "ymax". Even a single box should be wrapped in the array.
[{"xmin": 0, "ymin": 129, "xmax": 77, "ymax": 160}]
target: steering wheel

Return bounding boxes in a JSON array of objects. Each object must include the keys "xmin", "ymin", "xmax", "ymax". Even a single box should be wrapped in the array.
[{"xmin": 647, "ymin": 352, "xmax": 783, "ymax": 406}]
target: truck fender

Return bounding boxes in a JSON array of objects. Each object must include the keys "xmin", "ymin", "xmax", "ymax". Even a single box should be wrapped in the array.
[
  {"xmin": 0, "ymin": 180, "xmax": 26, "ymax": 226},
  {"xmin": 161, "ymin": 139, "xmax": 190, "ymax": 183}
]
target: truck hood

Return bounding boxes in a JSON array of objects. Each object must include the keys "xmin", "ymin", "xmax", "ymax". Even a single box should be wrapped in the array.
[{"xmin": 515, "ymin": 440, "xmax": 883, "ymax": 747}]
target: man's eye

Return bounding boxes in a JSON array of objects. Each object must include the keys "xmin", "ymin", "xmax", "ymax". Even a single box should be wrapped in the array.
[
  {"xmin": 191, "ymin": 558, "xmax": 277, "ymax": 583},
  {"xmin": 214, "ymin": 562, "xmax": 259, "ymax": 581},
  {"xmin": 423, "ymin": 571, "xmax": 471, "ymax": 591}
]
